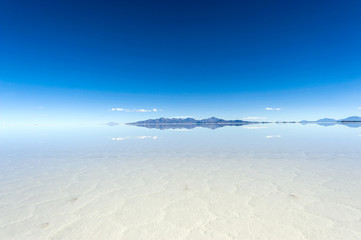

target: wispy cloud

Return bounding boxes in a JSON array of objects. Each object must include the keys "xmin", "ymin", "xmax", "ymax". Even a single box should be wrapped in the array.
[
  {"xmin": 243, "ymin": 117, "xmax": 267, "ymax": 120},
  {"xmin": 111, "ymin": 108, "xmax": 159, "ymax": 112},
  {"xmin": 266, "ymin": 135, "xmax": 282, "ymax": 138},
  {"xmin": 265, "ymin": 107, "xmax": 281, "ymax": 111},
  {"xmin": 111, "ymin": 137, "xmax": 126, "ymax": 141},
  {"xmin": 136, "ymin": 109, "xmax": 158, "ymax": 112},
  {"xmin": 358, "ymin": 107, "xmax": 361, "ymax": 110}
]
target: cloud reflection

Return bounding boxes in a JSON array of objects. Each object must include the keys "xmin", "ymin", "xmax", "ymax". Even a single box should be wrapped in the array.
[
  {"xmin": 243, "ymin": 126, "xmax": 268, "ymax": 129},
  {"xmin": 111, "ymin": 136, "xmax": 158, "ymax": 141}
]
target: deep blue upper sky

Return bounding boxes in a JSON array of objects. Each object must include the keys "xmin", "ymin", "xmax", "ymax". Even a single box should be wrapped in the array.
[{"xmin": 1, "ymin": 0, "xmax": 361, "ymax": 124}]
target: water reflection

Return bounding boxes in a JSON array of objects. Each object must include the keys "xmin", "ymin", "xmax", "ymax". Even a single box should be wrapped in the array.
[
  {"xmin": 128, "ymin": 123, "xmax": 265, "ymax": 130},
  {"xmin": 1, "ymin": 123, "xmax": 361, "ymax": 240},
  {"xmin": 309, "ymin": 122, "xmax": 361, "ymax": 128},
  {"xmin": 339, "ymin": 122, "xmax": 361, "ymax": 128},
  {"xmin": 128, "ymin": 122, "xmax": 361, "ymax": 130},
  {"xmin": 111, "ymin": 136, "xmax": 158, "ymax": 141}
]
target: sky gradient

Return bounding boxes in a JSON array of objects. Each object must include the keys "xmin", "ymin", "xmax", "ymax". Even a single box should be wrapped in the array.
[{"xmin": 1, "ymin": 0, "xmax": 361, "ymax": 125}]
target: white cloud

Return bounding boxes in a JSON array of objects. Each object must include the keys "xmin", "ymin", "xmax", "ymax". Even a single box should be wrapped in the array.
[
  {"xmin": 358, "ymin": 107, "xmax": 361, "ymax": 110},
  {"xmin": 111, "ymin": 108, "xmax": 127, "ymax": 112},
  {"xmin": 266, "ymin": 107, "xmax": 281, "ymax": 111},
  {"xmin": 266, "ymin": 135, "xmax": 282, "ymax": 138},
  {"xmin": 135, "ymin": 108, "xmax": 159, "ymax": 112},
  {"xmin": 111, "ymin": 108, "xmax": 159, "ymax": 112},
  {"xmin": 112, "ymin": 137, "xmax": 126, "ymax": 141},
  {"xmin": 243, "ymin": 117, "xmax": 267, "ymax": 120}
]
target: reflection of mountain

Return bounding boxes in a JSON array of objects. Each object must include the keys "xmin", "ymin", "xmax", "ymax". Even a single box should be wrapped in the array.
[
  {"xmin": 315, "ymin": 119, "xmax": 337, "ymax": 127},
  {"xmin": 299, "ymin": 116, "xmax": 361, "ymax": 128},
  {"xmin": 127, "ymin": 117, "xmax": 265, "ymax": 130},
  {"xmin": 340, "ymin": 122, "xmax": 361, "ymax": 128},
  {"xmin": 104, "ymin": 122, "xmax": 120, "ymax": 127},
  {"xmin": 317, "ymin": 122, "xmax": 337, "ymax": 127},
  {"xmin": 126, "ymin": 116, "xmax": 361, "ymax": 130}
]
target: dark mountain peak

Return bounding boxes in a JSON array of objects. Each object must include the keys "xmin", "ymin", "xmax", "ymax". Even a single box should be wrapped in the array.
[
  {"xmin": 199, "ymin": 117, "xmax": 223, "ymax": 123},
  {"xmin": 339, "ymin": 116, "xmax": 361, "ymax": 122}
]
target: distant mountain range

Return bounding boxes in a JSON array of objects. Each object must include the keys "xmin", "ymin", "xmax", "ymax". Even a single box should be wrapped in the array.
[
  {"xmin": 300, "ymin": 116, "xmax": 361, "ymax": 123},
  {"xmin": 300, "ymin": 116, "xmax": 361, "ymax": 128},
  {"xmin": 124, "ymin": 116, "xmax": 361, "ymax": 130},
  {"xmin": 127, "ymin": 117, "xmax": 268, "ymax": 130},
  {"xmin": 315, "ymin": 118, "xmax": 337, "ymax": 123},
  {"xmin": 339, "ymin": 116, "xmax": 361, "ymax": 122}
]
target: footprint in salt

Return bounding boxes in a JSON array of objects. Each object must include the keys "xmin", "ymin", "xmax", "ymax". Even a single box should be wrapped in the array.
[{"xmin": 289, "ymin": 194, "xmax": 297, "ymax": 199}]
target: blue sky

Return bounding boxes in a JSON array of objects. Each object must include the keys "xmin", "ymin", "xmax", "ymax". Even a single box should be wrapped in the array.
[{"xmin": 1, "ymin": 0, "xmax": 361, "ymax": 125}]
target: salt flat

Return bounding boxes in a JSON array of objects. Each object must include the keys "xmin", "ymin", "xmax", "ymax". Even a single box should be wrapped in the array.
[{"xmin": 1, "ymin": 124, "xmax": 361, "ymax": 240}]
